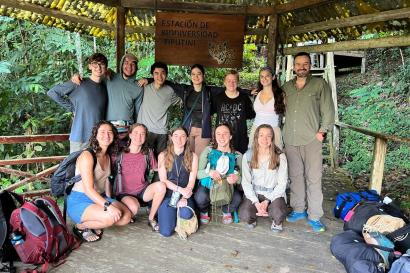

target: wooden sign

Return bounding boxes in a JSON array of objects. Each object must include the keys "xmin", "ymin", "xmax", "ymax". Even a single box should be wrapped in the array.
[{"xmin": 155, "ymin": 12, "xmax": 245, "ymax": 68}]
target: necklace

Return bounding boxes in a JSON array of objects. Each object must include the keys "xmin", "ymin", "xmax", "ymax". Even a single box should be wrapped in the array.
[{"xmin": 174, "ymin": 155, "xmax": 183, "ymax": 186}]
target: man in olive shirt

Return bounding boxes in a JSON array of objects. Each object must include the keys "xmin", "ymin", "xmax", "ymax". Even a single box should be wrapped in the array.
[{"xmin": 283, "ymin": 52, "xmax": 335, "ymax": 232}]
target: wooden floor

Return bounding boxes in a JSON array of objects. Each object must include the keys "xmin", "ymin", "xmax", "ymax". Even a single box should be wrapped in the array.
[{"xmin": 25, "ymin": 168, "xmax": 353, "ymax": 273}]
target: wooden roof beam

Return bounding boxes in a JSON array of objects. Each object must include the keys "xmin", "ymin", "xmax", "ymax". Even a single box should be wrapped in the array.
[
  {"xmin": 288, "ymin": 7, "xmax": 410, "ymax": 35},
  {"xmin": 283, "ymin": 35, "xmax": 410, "ymax": 55},
  {"xmin": 0, "ymin": 0, "xmax": 153, "ymax": 35},
  {"xmin": 120, "ymin": 0, "xmax": 330, "ymax": 15}
]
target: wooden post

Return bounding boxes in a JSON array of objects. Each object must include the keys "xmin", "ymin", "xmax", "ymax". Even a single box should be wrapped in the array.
[
  {"xmin": 285, "ymin": 55, "xmax": 294, "ymax": 82},
  {"xmin": 267, "ymin": 12, "xmax": 279, "ymax": 68},
  {"xmin": 116, "ymin": 6, "xmax": 126, "ymax": 72},
  {"xmin": 370, "ymin": 137, "xmax": 388, "ymax": 194},
  {"xmin": 326, "ymin": 51, "xmax": 339, "ymax": 167}
]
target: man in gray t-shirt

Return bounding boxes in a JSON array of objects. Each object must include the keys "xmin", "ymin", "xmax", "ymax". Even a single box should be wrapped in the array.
[
  {"xmin": 137, "ymin": 62, "xmax": 181, "ymax": 157},
  {"xmin": 48, "ymin": 53, "xmax": 108, "ymax": 153}
]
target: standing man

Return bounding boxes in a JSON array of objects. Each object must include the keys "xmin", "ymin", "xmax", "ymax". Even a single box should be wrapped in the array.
[
  {"xmin": 48, "ymin": 53, "xmax": 108, "ymax": 153},
  {"xmin": 211, "ymin": 70, "xmax": 255, "ymax": 154},
  {"xmin": 283, "ymin": 52, "xmax": 335, "ymax": 232},
  {"xmin": 137, "ymin": 62, "xmax": 181, "ymax": 157}
]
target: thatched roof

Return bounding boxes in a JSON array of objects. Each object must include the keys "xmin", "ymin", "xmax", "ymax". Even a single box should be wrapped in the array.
[{"xmin": 0, "ymin": 0, "xmax": 408, "ymax": 45}]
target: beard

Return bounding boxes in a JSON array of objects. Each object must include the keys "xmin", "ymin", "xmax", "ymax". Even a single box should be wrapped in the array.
[{"xmin": 295, "ymin": 69, "xmax": 309, "ymax": 78}]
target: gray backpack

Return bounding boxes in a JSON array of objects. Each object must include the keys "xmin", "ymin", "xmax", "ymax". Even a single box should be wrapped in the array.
[{"xmin": 390, "ymin": 252, "xmax": 410, "ymax": 273}]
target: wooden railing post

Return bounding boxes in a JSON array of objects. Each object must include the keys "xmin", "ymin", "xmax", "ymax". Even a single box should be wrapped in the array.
[{"xmin": 370, "ymin": 137, "xmax": 388, "ymax": 194}]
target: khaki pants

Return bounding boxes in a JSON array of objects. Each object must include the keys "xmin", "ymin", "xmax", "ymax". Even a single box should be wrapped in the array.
[
  {"xmin": 285, "ymin": 139, "xmax": 323, "ymax": 220},
  {"xmin": 239, "ymin": 195, "xmax": 288, "ymax": 225},
  {"xmin": 189, "ymin": 126, "xmax": 210, "ymax": 157},
  {"xmin": 249, "ymin": 124, "xmax": 283, "ymax": 150}
]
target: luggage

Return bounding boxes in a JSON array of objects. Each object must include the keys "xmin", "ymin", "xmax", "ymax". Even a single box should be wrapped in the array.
[
  {"xmin": 334, "ymin": 190, "xmax": 380, "ymax": 220},
  {"xmin": 9, "ymin": 196, "xmax": 79, "ymax": 272},
  {"xmin": 0, "ymin": 190, "xmax": 23, "ymax": 273},
  {"xmin": 330, "ymin": 230, "xmax": 386, "ymax": 273}
]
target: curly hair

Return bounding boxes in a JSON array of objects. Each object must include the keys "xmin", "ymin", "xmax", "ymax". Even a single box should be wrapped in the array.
[
  {"xmin": 164, "ymin": 127, "xmax": 193, "ymax": 172},
  {"xmin": 211, "ymin": 123, "xmax": 235, "ymax": 152},
  {"xmin": 88, "ymin": 120, "xmax": 119, "ymax": 156},
  {"xmin": 250, "ymin": 124, "xmax": 281, "ymax": 170},
  {"xmin": 123, "ymin": 123, "xmax": 149, "ymax": 155},
  {"xmin": 256, "ymin": 67, "xmax": 285, "ymax": 115}
]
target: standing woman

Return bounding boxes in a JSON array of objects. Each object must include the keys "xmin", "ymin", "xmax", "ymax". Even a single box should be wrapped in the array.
[
  {"xmin": 239, "ymin": 124, "xmax": 288, "ymax": 232},
  {"xmin": 249, "ymin": 67, "xmax": 285, "ymax": 149},
  {"xmin": 195, "ymin": 124, "xmax": 243, "ymax": 225},
  {"xmin": 157, "ymin": 127, "xmax": 199, "ymax": 237},
  {"xmin": 67, "ymin": 121, "xmax": 132, "ymax": 242},
  {"xmin": 113, "ymin": 123, "xmax": 166, "ymax": 231}
]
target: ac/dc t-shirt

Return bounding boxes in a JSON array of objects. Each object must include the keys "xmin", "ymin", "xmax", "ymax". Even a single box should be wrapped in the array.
[{"xmin": 212, "ymin": 91, "xmax": 255, "ymax": 153}]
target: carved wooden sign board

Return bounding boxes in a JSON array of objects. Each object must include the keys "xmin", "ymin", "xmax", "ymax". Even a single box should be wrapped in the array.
[{"xmin": 155, "ymin": 12, "xmax": 245, "ymax": 68}]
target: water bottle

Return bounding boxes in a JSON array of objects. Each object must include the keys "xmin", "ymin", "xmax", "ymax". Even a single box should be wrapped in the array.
[{"xmin": 10, "ymin": 232, "xmax": 24, "ymax": 246}]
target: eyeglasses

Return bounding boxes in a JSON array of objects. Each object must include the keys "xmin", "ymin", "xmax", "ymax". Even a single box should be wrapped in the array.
[{"xmin": 91, "ymin": 62, "xmax": 107, "ymax": 68}]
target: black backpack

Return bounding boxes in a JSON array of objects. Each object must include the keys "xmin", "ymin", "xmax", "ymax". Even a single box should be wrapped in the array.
[
  {"xmin": 50, "ymin": 148, "xmax": 97, "ymax": 197},
  {"xmin": 0, "ymin": 190, "xmax": 23, "ymax": 273}
]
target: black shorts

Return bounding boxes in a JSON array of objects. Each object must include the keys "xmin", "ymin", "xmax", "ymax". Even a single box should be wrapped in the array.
[{"xmin": 116, "ymin": 186, "xmax": 148, "ymax": 204}]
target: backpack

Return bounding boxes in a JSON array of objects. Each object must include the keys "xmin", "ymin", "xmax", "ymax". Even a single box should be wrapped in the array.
[
  {"xmin": 330, "ymin": 230, "xmax": 386, "ymax": 273},
  {"xmin": 9, "ymin": 196, "xmax": 79, "ymax": 272},
  {"xmin": 387, "ymin": 224, "xmax": 410, "ymax": 254},
  {"xmin": 389, "ymin": 251, "xmax": 410, "ymax": 273},
  {"xmin": 50, "ymin": 148, "xmax": 97, "ymax": 197},
  {"xmin": 0, "ymin": 191, "xmax": 23, "ymax": 272},
  {"xmin": 334, "ymin": 190, "xmax": 381, "ymax": 220},
  {"xmin": 111, "ymin": 149, "xmax": 153, "ymax": 196}
]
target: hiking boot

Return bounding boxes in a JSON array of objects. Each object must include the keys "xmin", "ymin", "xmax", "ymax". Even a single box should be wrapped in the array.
[
  {"xmin": 286, "ymin": 211, "xmax": 308, "ymax": 222},
  {"xmin": 246, "ymin": 222, "xmax": 256, "ymax": 229},
  {"xmin": 222, "ymin": 213, "xmax": 233, "ymax": 224},
  {"xmin": 307, "ymin": 219, "xmax": 326, "ymax": 232},
  {"xmin": 271, "ymin": 221, "xmax": 283, "ymax": 233},
  {"xmin": 200, "ymin": 212, "xmax": 210, "ymax": 224}
]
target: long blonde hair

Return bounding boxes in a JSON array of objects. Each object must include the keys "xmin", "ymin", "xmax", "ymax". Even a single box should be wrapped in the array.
[
  {"xmin": 164, "ymin": 127, "xmax": 193, "ymax": 172},
  {"xmin": 250, "ymin": 124, "xmax": 281, "ymax": 170}
]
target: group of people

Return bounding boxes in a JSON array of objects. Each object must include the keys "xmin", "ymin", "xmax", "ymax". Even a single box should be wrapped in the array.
[{"xmin": 47, "ymin": 51, "xmax": 335, "ymax": 242}]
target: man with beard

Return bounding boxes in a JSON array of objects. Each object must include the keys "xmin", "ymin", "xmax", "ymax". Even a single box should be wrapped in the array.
[
  {"xmin": 72, "ymin": 53, "xmax": 143, "ymax": 135},
  {"xmin": 283, "ymin": 52, "xmax": 335, "ymax": 232},
  {"xmin": 48, "ymin": 53, "xmax": 108, "ymax": 153}
]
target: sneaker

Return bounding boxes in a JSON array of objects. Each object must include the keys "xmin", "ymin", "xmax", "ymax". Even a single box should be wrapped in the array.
[
  {"xmin": 363, "ymin": 232, "xmax": 394, "ymax": 268},
  {"xmin": 286, "ymin": 211, "xmax": 308, "ymax": 222},
  {"xmin": 200, "ymin": 212, "xmax": 210, "ymax": 224},
  {"xmin": 307, "ymin": 219, "xmax": 326, "ymax": 232},
  {"xmin": 222, "ymin": 213, "xmax": 233, "ymax": 224},
  {"xmin": 271, "ymin": 222, "xmax": 283, "ymax": 233},
  {"xmin": 246, "ymin": 222, "xmax": 256, "ymax": 229}
]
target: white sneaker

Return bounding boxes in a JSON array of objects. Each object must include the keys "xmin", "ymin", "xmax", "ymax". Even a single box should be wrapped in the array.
[{"xmin": 271, "ymin": 221, "xmax": 283, "ymax": 233}]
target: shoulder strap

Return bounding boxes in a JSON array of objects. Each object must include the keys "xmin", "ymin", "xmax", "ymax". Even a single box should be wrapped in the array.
[{"xmin": 181, "ymin": 92, "xmax": 201, "ymax": 127}]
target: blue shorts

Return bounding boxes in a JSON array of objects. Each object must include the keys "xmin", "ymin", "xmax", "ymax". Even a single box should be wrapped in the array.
[{"xmin": 67, "ymin": 191, "xmax": 116, "ymax": 224}]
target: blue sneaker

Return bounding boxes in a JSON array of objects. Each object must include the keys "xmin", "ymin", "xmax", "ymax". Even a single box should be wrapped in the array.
[
  {"xmin": 307, "ymin": 219, "xmax": 326, "ymax": 232},
  {"xmin": 286, "ymin": 211, "xmax": 308, "ymax": 222}
]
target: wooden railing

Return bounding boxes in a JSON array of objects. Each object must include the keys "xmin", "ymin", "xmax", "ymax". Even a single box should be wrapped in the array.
[
  {"xmin": 0, "ymin": 134, "xmax": 69, "ymax": 197},
  {"xmin": 332, "ymin": 121, "xmax": 410, "ymax": 194}
]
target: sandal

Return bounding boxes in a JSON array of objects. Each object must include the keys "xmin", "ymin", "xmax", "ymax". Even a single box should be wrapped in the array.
[
  {"xmin": 91, "ymin": 229, "xmax": 104, "ymax": 237},
  {"xmin": 73, "ymin": 226, "xmax": 101, "ymax": 243},
  {"xmin": 222, "ymin": 213, "xmax": 233, "ymax": 225},
  {"xmin": 148, "ymin": 219, "xmax": 159, "ymax": 232},
  {"xmin": 200, "ymin": 213, "xmax": 210, "ymax": 224}
]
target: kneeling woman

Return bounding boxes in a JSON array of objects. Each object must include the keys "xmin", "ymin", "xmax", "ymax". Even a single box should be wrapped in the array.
[
  {"xmin": 195, "ymin": 123, "xmax": 243, "ymax": 224},
  {"xmin": 67, "ymin": 121, "xmax": 132, "ymax": 242},
  {"xmin": 157, "ymin": 127, "xmax": 198, "ymax": 237},
  {"xmin": 239, "ymin": 124, "xmax": 288, "ymax": 232},
  {"xmin": 113, "ymin": 123, "xmax": 166, "ymax": 231}
]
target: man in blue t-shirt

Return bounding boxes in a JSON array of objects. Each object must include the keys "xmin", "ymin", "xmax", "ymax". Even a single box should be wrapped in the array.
[{"xmin": 48, "ymin": 53, "xmax": 108, "ymax": 153}]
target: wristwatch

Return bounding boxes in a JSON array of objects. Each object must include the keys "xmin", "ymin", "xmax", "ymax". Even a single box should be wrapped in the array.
[{"xmin": 103, "ymin": 201, "xmax": 112, "ymax": 211}]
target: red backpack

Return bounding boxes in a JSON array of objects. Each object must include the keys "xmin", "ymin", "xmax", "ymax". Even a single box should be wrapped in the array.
[{"xmin": 9, "ymin": 196, "xmax": 79, "ymax": 272}]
